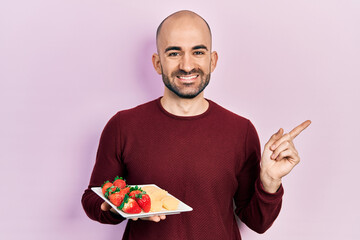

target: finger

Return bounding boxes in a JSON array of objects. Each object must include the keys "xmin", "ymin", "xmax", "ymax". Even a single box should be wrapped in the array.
[
  {"xmin": 148, "ymin": 215, "xmax": 161, "ymax": 222},
  {"xmin": 110, "ymin": 208, "xmax": 119, "ymax": 215},
  {"xmin": 101, "ymin": 202, "xmax": 111, "ymax": 211},
  {"xmin": 266, "ymin": 128, "xmax": 284, "ymax": 149},
  {"xmin": 289, "ymin": 120, "xmax": 311, "ymax": 139},
  {"xmin": 271, "ymin": 140, "xmax": 292, "ymax": 160},
  {"xmin": 276, "ymin": 148, "xmax": 299, "ymax": 164},
  {"xmin": 141, "ymin": 215, "xmax": 161, "ymax": 222},
  {"xmin": 159, "ymin": 214, "xmax": 166, "ymax": 220},
  {"xmin": 270, "ymin": 133, "xmax": 292, "ymax": 151},
  {"xmin": 131, "ymin": 218, "xmax": 139, "ymax": 221}
]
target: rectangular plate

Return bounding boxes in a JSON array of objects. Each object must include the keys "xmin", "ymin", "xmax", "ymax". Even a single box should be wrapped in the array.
[{"xmin": 91, "ymin": 184, "xmax": 193, "ymax": 219}]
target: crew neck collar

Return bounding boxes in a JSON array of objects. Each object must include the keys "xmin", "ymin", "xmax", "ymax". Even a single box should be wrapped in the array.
[{"xmin": 156, "ymin": 97, "xmax": 213, "ymax": 120}]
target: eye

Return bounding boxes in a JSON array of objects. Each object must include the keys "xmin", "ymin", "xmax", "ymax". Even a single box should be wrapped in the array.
[
  {"xmin": 193, "ymin": 51, "xmax": 205, "ymax": 55},
  {"xmin": 168, "ymin": 52, "xmax": 180, "ymax": 57}
]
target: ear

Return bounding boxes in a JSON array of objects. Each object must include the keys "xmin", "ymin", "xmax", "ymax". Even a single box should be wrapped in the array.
[
  {"xmin": 210, "ymin": 51, "xmax": 218, "ymax": 73},
  {"xmin": 152, "ymin": 53, "xmax": 162, "ymax": 75}
]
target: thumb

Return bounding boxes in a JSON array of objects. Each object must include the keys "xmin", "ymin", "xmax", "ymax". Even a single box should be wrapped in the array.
[{"xmin": 101, "ymin": 201, "xmax": 112, "ymax": 211}]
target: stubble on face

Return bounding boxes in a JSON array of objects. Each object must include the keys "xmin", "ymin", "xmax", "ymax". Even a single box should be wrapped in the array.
[{"xmin": 161, "ymin": 67, "xmax": 211, "ymax": 99}]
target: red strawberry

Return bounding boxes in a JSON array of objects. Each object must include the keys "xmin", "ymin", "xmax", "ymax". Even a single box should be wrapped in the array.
[
  {"xmin": 120, "ymin": 187, "xmax": 130, "ymax": 195},
  {"xmin": 105, "ymin": 186, "xmax": 120, "ymax": 199},
  {"xmin": 129, "ymin": 186, "xmax": 143, "ymax": 199},
  {"xmin": 109, "ymin": 190, "xmax": 125, "ymax": 207},
  {"xmin": 129, "ymin": 190, "xmax": 142, "ymax": 199},
  {"xmin": 101, "ymin": 181, "xmax": 113, "ymax": 195},
  {"xmin": 119, "ymin": 194, "xmax": 142, "ymax": 214},
  {"xmin": 113, "ymin": 176, "xmax": 126, "ymax": 189},
  {"xmin": 135, "ymin": 193, "xmax": 151, "ymax": 213}
]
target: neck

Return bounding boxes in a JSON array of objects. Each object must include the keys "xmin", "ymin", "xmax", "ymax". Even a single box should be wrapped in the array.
[{"xmin": 160, "ymin": 91, "xmax": 209, "ymax": 117}]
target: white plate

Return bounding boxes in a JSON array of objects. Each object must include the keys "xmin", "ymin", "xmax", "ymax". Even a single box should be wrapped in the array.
[{"xmin": 91, "ymin": 184, "xmax": 193, "ymax": 219}]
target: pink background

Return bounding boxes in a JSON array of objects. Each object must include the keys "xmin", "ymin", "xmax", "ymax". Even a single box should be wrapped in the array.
[{"xmin": 1, "ymin": 1, "xmax": 359, "ymax": 239}]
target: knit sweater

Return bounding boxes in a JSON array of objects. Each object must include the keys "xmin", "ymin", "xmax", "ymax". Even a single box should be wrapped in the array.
[{"xmin": 81, "ymin": 97, "xmax": 283, "ymax": 240}]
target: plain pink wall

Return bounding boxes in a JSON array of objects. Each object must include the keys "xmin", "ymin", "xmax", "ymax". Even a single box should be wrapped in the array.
[{"xmin": 1, "ymin": 1, "xmax": 359, "ymax": 239}]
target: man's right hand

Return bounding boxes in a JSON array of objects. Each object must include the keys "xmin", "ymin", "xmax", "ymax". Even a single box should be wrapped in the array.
[{"xmin": 101, "ymin": 201, "xmax": 166, "ymax": 222}]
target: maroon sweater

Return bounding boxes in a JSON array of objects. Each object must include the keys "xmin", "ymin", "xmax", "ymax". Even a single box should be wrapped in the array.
[{"xmin": 81, "ymin": 98, "xmax": 283, "ymax": 239}]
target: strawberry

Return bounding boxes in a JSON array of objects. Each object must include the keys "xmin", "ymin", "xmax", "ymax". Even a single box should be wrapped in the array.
[
  {"xmin": 109, "ymin": 189, "xmax": 125, "ymax": 207},
  {"xmin": 113, "ymin": 176, "xmax": 126, "ymax": 189},
  {"xmin": 108, "ymin": 187, "xmax": 130, "ymax": 206},
  {"xmin": 120, "ymin": 186, "xmax": 130, "ymax": 195},
  {"xmin": 105, "ymin": 186, "xmax": 120, "ymax": 199},
  {"xmin": 135, "ymin": 193, "xmax": 151, "ymax": 213},
  {"xmin": 119, "ymin": 194, "xmax": 142, "ymax": 214},
  {"xmin": 101, "ymin": 181, "xmax": 113, "ymax": 195},
  {"xmin": 129, "ymin": 190, "xmax": 142, "ymax": 199},
  {"xmin": 129, "ymin": 186, "xmax": 143, "ymax": 199}
]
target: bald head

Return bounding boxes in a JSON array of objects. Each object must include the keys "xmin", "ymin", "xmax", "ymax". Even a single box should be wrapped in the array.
[
  {"xmin": 151, "ymin": 10, "xmax": 218, "ymax": 100},
  {"xmin": 156, "ymin": 10, "xmax": 212, "ymax": 51}
]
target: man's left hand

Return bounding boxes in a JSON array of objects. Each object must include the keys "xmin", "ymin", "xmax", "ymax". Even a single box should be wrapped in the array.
[{"xmin": 260, "ymin": 120, "xmax": 311, "ymax": 193}]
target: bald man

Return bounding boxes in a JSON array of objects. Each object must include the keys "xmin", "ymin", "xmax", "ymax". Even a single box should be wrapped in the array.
[{"xmin": 82, "ymin": 10, "xmax": 310, "ymax": 240}]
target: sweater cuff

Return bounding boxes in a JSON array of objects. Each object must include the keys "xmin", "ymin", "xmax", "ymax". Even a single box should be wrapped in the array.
[
  {"xmin": 94, "ymin": 196, "xmax": 125, "ymax": 224},
  {"xmin": 101, "ymin": 208, "xmax": 125, "ymax": 224},
  {"xmin": 255, "ymin": 177, "xmax": 284, "ymax": 203}
]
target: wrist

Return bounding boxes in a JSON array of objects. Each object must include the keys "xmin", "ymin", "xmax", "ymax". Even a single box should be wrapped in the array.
[{"xmin": 260, "ymin": 171, "xmax": 282, "ymax": 194}]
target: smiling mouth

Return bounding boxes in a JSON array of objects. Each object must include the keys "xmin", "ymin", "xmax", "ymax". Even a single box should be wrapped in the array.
[{"xmin": 177, "ymin": 75, "xmax": 199, "ymax": 81}]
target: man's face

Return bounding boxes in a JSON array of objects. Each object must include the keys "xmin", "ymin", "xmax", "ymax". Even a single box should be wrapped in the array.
[{"xmin": 153, "ymin": 14, "xmax": 218, "ymax": 99}]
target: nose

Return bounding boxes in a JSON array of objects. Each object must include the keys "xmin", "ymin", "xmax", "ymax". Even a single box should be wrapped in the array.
[{"xmin": 179, "ymin": 53, "xmax": 195, "ymax": 73}]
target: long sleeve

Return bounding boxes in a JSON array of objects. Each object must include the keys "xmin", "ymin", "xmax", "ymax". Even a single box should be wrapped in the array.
[
  {"xmin": 81, "ymin": 113, "xmax": 126, "ymax": 224},
  {"xmin": 234, "ymin": 120, "xmax": 283, "ymax": 233}
]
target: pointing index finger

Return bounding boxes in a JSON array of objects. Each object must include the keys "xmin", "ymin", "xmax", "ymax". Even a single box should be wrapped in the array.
[{"xmin": 289, "ymin": 120, "xmax": 311, "ymax": 139}]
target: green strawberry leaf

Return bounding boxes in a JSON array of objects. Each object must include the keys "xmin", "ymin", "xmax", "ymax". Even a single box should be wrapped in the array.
[
  {"xmin": 114, "ymin": 176, "xmax": 124, "ymax": 181},
  {"xmin": 129, "ymin": 185, "xmax": 142, "ymax": 192},
  {"xmin": 104, "ymin": 189, "xmax": 110, "ymax": 199},
  {"xmin": 119, "ymin": 194, "xmax": 130, "ymax": 210},
  {"xmin": 135, "ymin": 193, "xmax": 143, "ymax": 199}
]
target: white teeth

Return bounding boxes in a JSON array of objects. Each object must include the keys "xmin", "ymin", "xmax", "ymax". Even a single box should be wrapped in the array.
[{"xmin": 179, "ymin": 75, "xmax": 197, "ymax": 80}]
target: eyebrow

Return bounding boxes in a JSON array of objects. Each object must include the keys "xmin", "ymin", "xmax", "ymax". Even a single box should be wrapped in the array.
[
  {"xmin": 192, "ymin": 45, "xmax": 208, "ymax": 51},
  {"xmin": 164, "ymin": 46, "xmax": 181, "ymax": 53},
  {"xmin": 164, "ymin": 45, "xmax": 208, "ymax": 53}
]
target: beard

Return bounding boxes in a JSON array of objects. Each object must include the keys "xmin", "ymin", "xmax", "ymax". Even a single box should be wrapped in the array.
[{"xmin": 161, "ymin": 68, "xmax": 211, "ymax": 99}]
